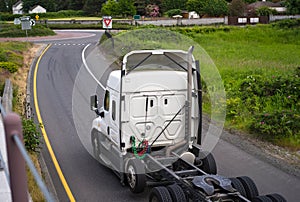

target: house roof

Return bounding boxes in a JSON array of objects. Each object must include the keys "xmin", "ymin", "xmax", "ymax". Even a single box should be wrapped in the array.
[
  {"xmin": 13, "ymin": 0, "xmax": 22, "ymax": 8},
  {"xmin": 29, "ymin": 5, "xmax": 46, "ymax": 11},
  {"xmin": 248, "ymin": 1, "xmax": 283, "ymax": 8}
]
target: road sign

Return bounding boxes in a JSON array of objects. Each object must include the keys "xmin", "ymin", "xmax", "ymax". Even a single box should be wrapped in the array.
[
  {"xmin": 133, "ymin": 15, "xmax": 141, "ymax": 20},
  {"xmin": 102, "ymin": 16, "xmax": 112, "ymax": 29},
  {"xmin": 20, "ymin": 16, "xmax": 31, "ymax": 30},
  {"xmin": 14, "ymin": 18, "xmax": 21, "ymax": 25},
  {"xmin": 30, "ymin": 19, "xmax": 35, "ymax": 26}
]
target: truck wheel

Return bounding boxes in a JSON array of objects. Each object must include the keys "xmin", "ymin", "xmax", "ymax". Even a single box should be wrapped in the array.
[
  {"xmin": 237, "ymin": 176, "xmax": 259, "ymax": 200},
  {"xmin": 149, "ymin": 186, "xmax": 172, "ymax": 202},
  {"xmin": 195, "ymin": 151, "xmax": 217, "ymax": 174},
  {"xmin": 167, "ymin": 184, "xmax": 187, "ymax": 202},
  {"xmin": 126, "ymin": 159, "xmax": 146, "ymax": 193},
  {"xmin": 266, "ymin": 194, "xmax": 287, "ymax": 202},
  {"xmin": 229, "ymin": 177, "xmax": 247, "ymax": 197},
  {"xmin": 252, "ymin": 196, "xmax": 273, "ymax": 202},
  {"xmin": 91, "ymin": 132, "xmax": 101, "ymax": 162}
]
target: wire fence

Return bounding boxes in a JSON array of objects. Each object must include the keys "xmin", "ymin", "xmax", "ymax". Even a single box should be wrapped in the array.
[{"xmin": 0, "ymin": 101, "xmax": 54, "ymax": 202}]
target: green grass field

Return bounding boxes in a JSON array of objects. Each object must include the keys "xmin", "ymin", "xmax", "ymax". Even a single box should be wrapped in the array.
[{"xmin": 173, "ymin": 23, "xmax": 300, "ymax": 149}]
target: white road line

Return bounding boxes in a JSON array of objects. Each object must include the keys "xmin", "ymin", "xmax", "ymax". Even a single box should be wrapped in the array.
[{"xmin": 82, "ymin": 44, "xmax": 105, "ymax": 90}]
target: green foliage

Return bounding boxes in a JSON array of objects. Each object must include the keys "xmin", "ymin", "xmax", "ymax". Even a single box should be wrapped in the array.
[
  {"xmin": 285, "ymin": 0, "xmax": 300, "ymax": 15},
  {"xmin": 0, "ymin": 23, "xmax": 55, "ymax": 37},
  {"xmin": 83, "ymin": 0, "xmax": 105, "ymax": 15},
  {"xmin": 174, "ymin": 24, "xmax": 300, "ymax": 148},
  {"xmin": 118, "ymin": 0, "xmax": 136, "ymax": 17},
  {"xmin": 101, "ymin": 0, "xmax": 120, "ymax": 16},
  {"xmin": 0, "ymin": 0, "xmax": 9, "ymax": 12},
  {"xmin": 0, "ymin": 62, "xmax": 18, "ymax": 73},
  {"xmin": 101, "ymin": 0, "xmax": 136, "ymax": 17},
  {"xmin": 0, "ymin": 10, "xmax": 86, "ymax": 21},
  {"xmin": 161, "ymin": 0, "xmax": 187, "ymax": 12},
  {"xmin": 251, "ymin": 110, "xmax": 300, "ymax": 141},
  {"xmin": 256, "ymin": 6, "xmax": 277, "ymax": 16},
  {"xmin": 22, "ymin": 118, "xmax": 42, "ymax": 152},
  {"xmin": 186, "ymin": 0, "xmax": 228, "ymax": 17},
  {"xmin": 229, "ymin": 0, "xmax": 246, "ymax": 16},
  {"xmin": 272, "ymin": 18, "xmax": 300, "ymax": 28},
  {"xmin": 204, "ymin": 0, "xmax": 228, "ymax": 17},
  {"xmin": 186, "ymin": 0, "xmax": 206, "ymax": 16},
  {"xmin": 164, "ymin": 9, "xmax": 181, "ymax": 17}
]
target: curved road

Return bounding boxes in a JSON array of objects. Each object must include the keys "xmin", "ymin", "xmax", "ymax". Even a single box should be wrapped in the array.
[{"xmin": 31, "ymin": 30, "xmax": 300, "ymax": 201}]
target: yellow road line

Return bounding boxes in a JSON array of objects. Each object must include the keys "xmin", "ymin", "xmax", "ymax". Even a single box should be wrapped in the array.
[{"xmin": 33, "ymin": 44, "xmax": 76, "ymax": 202}]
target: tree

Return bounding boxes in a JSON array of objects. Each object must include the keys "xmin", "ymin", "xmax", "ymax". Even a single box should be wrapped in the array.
[
  {"xmin": 22, "ymin": 0, "xmax": 39, "ymax": 12},
  {"xmin": 161, "ymin": 0, "xmax": 187, "ymax": 12},
  {"xmin": 229, "ymin": 0, "xmax": 246, "ymax": 16},
  {"xmin": 118, "ymin": 0, "xmax": 136, "ymax": 17},
  {"xmin": 0, "ymin": 0, "xmax": 9, "ymax": 12},
  {"xmin": 204, "ymin": 0, "xmax": 228, "ymax": 17},
  {"xmin": 83, "ymin": 0, "xmax": 104, "ymax": 15},
  {"xmin": 101, "ymin": 0, "xmax": 120, "ymax": 16},
  {"xmin": 186, "ymin": 0, "xmax": 207, "ymax": 17},
  {"xmin": 256, "ymin": 6, "xmax": 276, "ymax": 16},
  {"xmin": 68, "ymin": 0, "xmax": 85, "ymax": 10},
  {"xmin": 285, "ymin": 0, "xmax": 300, "ymax": 15}
]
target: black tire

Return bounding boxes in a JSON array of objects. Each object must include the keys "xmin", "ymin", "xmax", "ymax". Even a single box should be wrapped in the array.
[
  {"xmin": 229, "ymin": 178, "xmax": 247, "ymax": 197},
  {"xmin": 126, "ymin": 159, "xmax": 146, "ymax": 193},
  {"xmin": 91, "ymin": 132, "xmax": 101, "ymax": 162},
  {"xmin": 149, "ymin": 186, "xmax": 172, "ymax": 202},
  {"xmin": 237, "ymin": 176, "xmax": 259, "ymax": 200},
  {"xmin": 195, "ymin": 151, "xmax": 217, "ymax": 174},
  {"xmin": 252, "ymin": 196, "xmax": 273, "ymax": 202},
  {"xmin": 167, "ymin": 184, "xmax": 187, "ymax": 202},
  {"xmin": 266, "ymin": 194, "xmax": 287, "ymax": 202}
]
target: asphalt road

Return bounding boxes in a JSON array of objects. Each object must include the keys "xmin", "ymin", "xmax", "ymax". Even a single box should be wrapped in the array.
[{"xmin": 32, "ymin": 30, "xmax": 300, "ymax": 202}]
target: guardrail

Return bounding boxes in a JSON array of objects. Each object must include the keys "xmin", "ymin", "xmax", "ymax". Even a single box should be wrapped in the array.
[{"xmin": 0, "ymin": 80, "xmax": 54, "ymax": 202}]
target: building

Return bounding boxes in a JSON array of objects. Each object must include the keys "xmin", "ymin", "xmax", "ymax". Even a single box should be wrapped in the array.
[
  {"xmin": 29, "ymin": 5, "xmax": 46, "ymax": 14},
  {"xmin": 12, "ymin": 1, "xmax": 23, "ymax": 14},
  {"xmin": 248, "ymin": 0, "xmax": 287, "ymax": 13}
]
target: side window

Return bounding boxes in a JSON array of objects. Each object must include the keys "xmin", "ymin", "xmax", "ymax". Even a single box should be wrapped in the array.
[
  {"xmin": 112, "ymin": 100, "xmax": 116, "ymax": 121},
  {"xmin": 104, "ymin": 90, "xmax": 110, "ymax": 111}
]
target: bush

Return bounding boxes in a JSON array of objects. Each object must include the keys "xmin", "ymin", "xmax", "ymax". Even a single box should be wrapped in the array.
[
  {"xmin": 272, "ymin": 18, "xmax": 300, "ymax": 28},
  {"xmin": 250, "ymin": 110, "xmax": 300, "ymax": 140},
  {"xmin": 22, "ymin": 118, "xmax": 42, "ymax": 152},
  {"xmin": 0, "ymin": 62, "xmax": 18, "ymax": 73},
  {"xmin": 256, "ymin": 6, "xmax": 277, "ymax": 16},
  {"xmin": 0, "ymin": 10, "xmax": 86, "ymax": 21},
  {"xmin": 164, "ymin": 9, "xmax": 181, "ymax": 17},
  {"xmin": 0, "ymin": 24, "xmax": 55, "ymax": 37}
]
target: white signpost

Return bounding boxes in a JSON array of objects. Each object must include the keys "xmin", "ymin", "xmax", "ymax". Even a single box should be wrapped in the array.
[{"xmin": 102, "ymin": 16, "xmax": 112, "ymax": 29}]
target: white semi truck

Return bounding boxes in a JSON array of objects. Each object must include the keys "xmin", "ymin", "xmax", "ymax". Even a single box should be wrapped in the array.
[{"xmin": 90, "ymin": 47, "xmax": 286, "ymax": 202}]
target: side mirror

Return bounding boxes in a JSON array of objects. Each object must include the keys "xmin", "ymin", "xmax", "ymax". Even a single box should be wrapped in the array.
[{"xmin": 90, "ymin": 95, "xmax": 98, "ymax": 111}]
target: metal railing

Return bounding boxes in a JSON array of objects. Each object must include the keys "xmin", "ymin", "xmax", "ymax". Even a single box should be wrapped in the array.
[{"xmin": 0, "ymin": 96, "xmax": 54, "ymax": 201}]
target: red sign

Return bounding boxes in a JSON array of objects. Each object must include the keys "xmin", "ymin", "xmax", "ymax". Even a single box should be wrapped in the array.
[
  {"xmin": 104, "ymin": 19, "xmax": 111, "ymax": 27},
  {"xmin": 102, "ymin": 16, "xmax": 112, "ymax": 29}
]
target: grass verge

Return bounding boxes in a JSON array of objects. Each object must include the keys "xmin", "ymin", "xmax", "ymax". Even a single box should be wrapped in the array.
[{"xmin": 0, "ymin": 41, "xmax": 45, "ymax": 201}]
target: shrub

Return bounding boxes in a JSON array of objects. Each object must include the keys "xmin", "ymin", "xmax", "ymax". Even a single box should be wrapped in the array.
[
  {"xmin": 256, "ymin": 6, "xmax": 277, "ymax": 16},
  {"xmin": 22, "ymin": 118, "xmax": 42, "ymax": 152},
  {"xmin": 250, "ymin": 110, "xmax": 300, "ymax": 140},
  {"xmin": 164, "ymin": 9, "xmax": 182, "ymax": 17},
  {"xmin": 272, "ymin": 18, "xmax": 300, "ymax": 29},
  {"xmin": 0, "ymin": 62, "xmax": 18, "ymax": 73}
]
